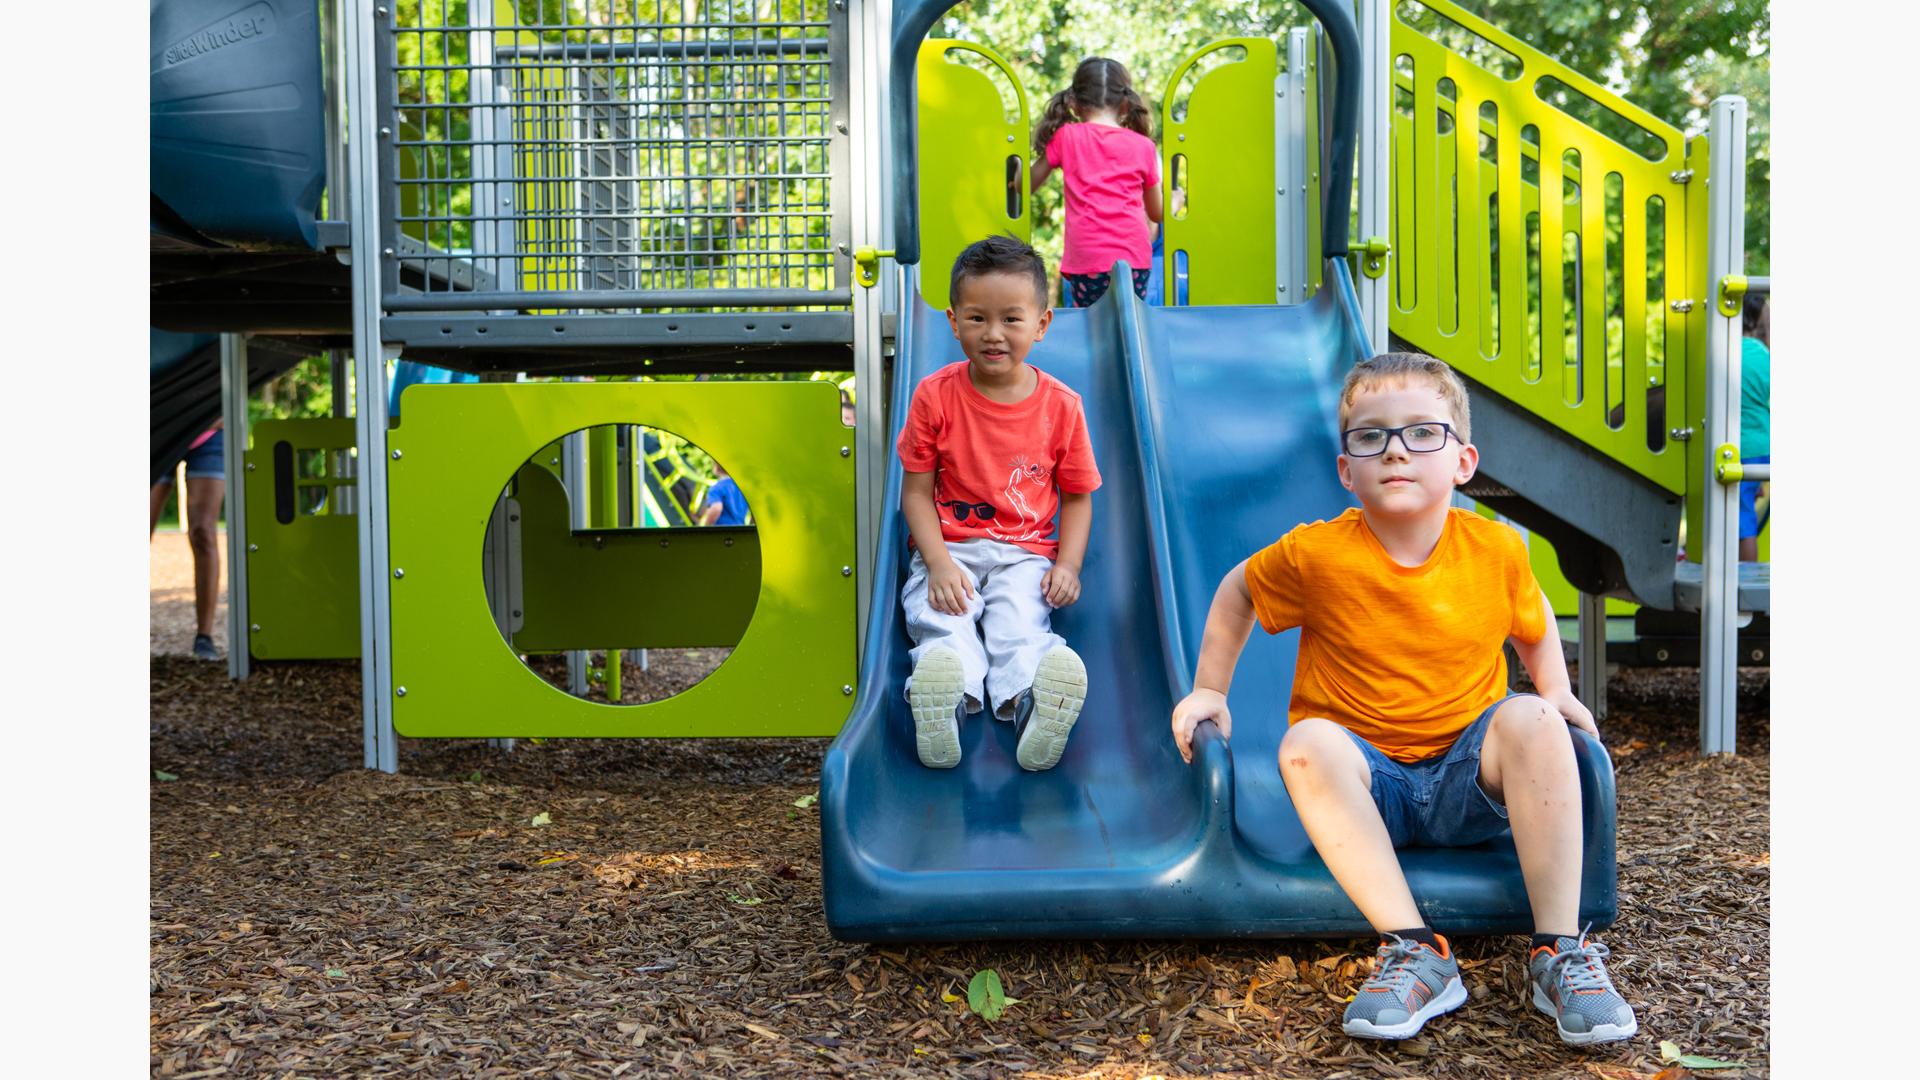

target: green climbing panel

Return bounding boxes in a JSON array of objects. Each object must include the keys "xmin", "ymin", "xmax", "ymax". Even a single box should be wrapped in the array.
[
  {"xmin": 386, "ymin": 380, "xmax": 856, "ymax": 738},
  {"xmin": 917, "ymin": 39, "xmax": 1031, "ymax": 310},
  {"xmin": 243, "ymin": 418, "xmax": 362, "ymax": 660}
]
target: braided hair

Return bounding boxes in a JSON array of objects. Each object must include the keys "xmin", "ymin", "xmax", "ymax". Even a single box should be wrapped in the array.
[{"xmin": 1032, "ymin": 57, "xmax": 1154, "ymax": 157}]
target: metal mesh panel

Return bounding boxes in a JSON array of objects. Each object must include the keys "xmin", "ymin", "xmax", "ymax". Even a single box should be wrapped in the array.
[{"xmin": 385, "ymin": 0, "xmax": 846, "ymax": 312}]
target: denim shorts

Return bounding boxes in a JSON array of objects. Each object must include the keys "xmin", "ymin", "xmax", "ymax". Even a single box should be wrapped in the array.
[
  {"xmin": 181, "ymin": 429, "xmax": 225, "ymax": 480},
  {"xmin": 1738, "ymin": 454, "xmax": 1769, "ymax": 538},
  {"xmin": 1338, "ymin": 695, "xmax": 1530, "ymax": 848}
]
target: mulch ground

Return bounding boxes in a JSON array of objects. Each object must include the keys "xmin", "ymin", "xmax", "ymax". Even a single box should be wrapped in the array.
[{"xmin": 153, "ymin": 577, "xmax": 1769, "ymax": 1077}]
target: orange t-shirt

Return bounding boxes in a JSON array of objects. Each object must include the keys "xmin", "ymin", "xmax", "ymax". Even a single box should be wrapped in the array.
[
  {"xmin": 1243, "ymin": 507, "xmax": 1548, "ymax": 762},
  {"xmin": 896, "ymin": 361, "xmax": 1102, "ymax": 559}
]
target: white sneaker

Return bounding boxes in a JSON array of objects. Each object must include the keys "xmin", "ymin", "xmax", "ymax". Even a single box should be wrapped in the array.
[
  {"xmin": 1015, "ymin": 646, "xmax": 1087, "ymax": 771},
  {"xmin": 909, "ymin": 647, "xmax": 965, "ymax": 768}
]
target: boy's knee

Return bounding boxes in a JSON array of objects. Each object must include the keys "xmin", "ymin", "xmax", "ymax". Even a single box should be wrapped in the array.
[
  {"xmin": 1278, "ymin": 718, "xmax": 1353, "ymax": 778},
  {"xmin": 187, "ymin": 524, "xmax": 219, "ymax": 553},
  {"xmin": 1491, "ymin": 696, "xmax": 1571, "ymax": 752}
]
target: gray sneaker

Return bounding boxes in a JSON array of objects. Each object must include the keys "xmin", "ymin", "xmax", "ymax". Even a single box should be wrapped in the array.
[
  {"xmin": 1342, "ymin": 935, "xmax": 1468, "ymax": 1040},
  {"xmin": 192, "ymin": 634, "xmax": 221, "ymax": 662},
  {"xmin": 909, "ymin": 646, "xmax": 965, "ymax": 768},
  {"xmin": 1529, "ymin": 929, "xmax": 1638, "ymax": 1045},
  {"xmin": 1014, "ymin": 646, "xmax": 1086, "ymax": 771}
]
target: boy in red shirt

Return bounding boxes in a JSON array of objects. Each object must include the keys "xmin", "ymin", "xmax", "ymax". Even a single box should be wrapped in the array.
[
  {"xmin": 1169, "ymin": 353, "xmax": 1636, "ymax": 1046},
  {"xmin": 897, "ymin": 236, "xmax": 1101, "ymax": 771}
]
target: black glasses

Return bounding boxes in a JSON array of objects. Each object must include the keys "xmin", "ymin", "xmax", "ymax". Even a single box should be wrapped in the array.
[
  {"xmin": 939, "ymin": 499, "xmax": 997, "ymax": 522},
  {"xmin": 1341, "ymin": 422, "xmax": 1460, "ymax": 457}
]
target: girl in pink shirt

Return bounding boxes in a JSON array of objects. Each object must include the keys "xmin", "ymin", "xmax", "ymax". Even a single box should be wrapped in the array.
[{"xmin": 1030, "ymin": 57, "xmax": 1165, "ymax": 307}]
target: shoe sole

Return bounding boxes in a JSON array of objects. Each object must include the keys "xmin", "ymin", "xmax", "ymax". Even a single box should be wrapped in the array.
[
  {"xmin": 909, "ymin": 648, "xmax": 965, "ymax": 769},
  {"xmin": 1016, "ymin": 647, "xmax": 1087, "ymax": 771},
  {"xmin": 1531, "ymin": 984, "xmax": 1638, "ymax": 1045},
  {"xmin": 1343, "ymin": 976, "xmax": 1467, "ymax": 1040}
]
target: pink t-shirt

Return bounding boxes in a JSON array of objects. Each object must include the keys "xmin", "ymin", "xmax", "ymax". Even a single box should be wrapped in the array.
[
  {"xmin": 1044, "ymin": 122, "xmax": 1160, "ymax": 275},
  {"xmin": 896, "ymin": 362, "xmax": 1102, "ymax": 560}
]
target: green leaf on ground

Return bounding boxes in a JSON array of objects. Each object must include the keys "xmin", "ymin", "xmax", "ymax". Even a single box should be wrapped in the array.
[
  {"xmin": 727, "ymin": 893, "xmax": 763, "ymax": 906},
  {"xmin": 153, "ymin": 770, "xmax": 179, "ymax": 782},
  {"xmin": 530, "ymin": 812, "xmax": 552, "ymax": 827},
  {"xmin": 1660, "ymin": 1040, "xmax": 1749, "ymax": 1069},
  {"xmin": 464, "ymin": 770, "xmax": 484, "ymax": 783},
  {"xmin": 966, "ymin": 969, "xmax": 1022, "ymax": 1021},
  {"xmin": 792, "ymin": 793, "xmax": 818, "ymax": 809},
  {"xmin": 326, "ymin": 968, "xmax": 346, "ymax": 978}
]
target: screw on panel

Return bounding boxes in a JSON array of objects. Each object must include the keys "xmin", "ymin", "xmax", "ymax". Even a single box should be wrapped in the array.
[
  {"xmin": 1006, "ymin": 134, "xmax": 1015, "ymax": 143},
  {"xmin": 659, "ymin": 539, "xmax": 670, "ymax": 548},
  {"xmin": 396, "ymin": 686, "xmax": 408, "ymax": 697},
  {"xmin": 383, "ymin": 248, "xmax": 395, "ymax": 258},
  {"xmin": 841, "ymin": 566, "xmax": 852, "ymax": 576},
  {"xmin": 1669, "ymin": 427, "xmax": 1694, "ymax": 440},
  {"xmin": 840, "ymin": 446, "xmax": 851, "ymax": 457},
  {"xmin": 393, "ymin": 568, "xmax": 405, "ymax": 579},
  {"xmin": 724, "ymin": 536, "xmax": 734, "ymax": 547},
  {"xmin": 842, "ymin": 685, "xmax": 854, "ymax": 696},
  {"xmin": 1669, "ymin": 169, "xmax": 1693, "ymax": 183},
  {"xmin": 376, "ymin": 5, "xmax": 388, "ymax": 14},
  {"xmin": 379, "ymin": 127, "xmax": 391, "ymax": 139},
  {"xmin": 1670, "ymin": 299, "xmax": 1695, "ymax": 313},
  {"xmin": 1656, "ymin": 648, "xmax": 1670, "ymax": 662},
  {"xmin": 391, "ymin": 449, "xmax": 403, "ymax": 459},
  {"xmin": 248, "ymin": 543, "xmax": 258, "ymax": 553},
  {"xmin": 836, "ymin": 120, "xmax": 849, "ymax": 134},
  {"xmin": 1177, "ymin": 133, "xmax": 1186, "ymax": 141},
  {"xmin": 251, "ymin": 623, "xmax": 261, "ymax": 633},
  {"xmin": 1750, "ymin": 648, "xmax": 1764, "ymax": 663},
  {"xmin": 1277, "ymin": 187, "xmax": 1286, "ymax": 195},
  {"xmin": 1278, "ymin": 285, "xmax": 1288, "ymax": 294},
  {"xmin": 245, "ymin": 463, "xmax": 256, "ymax": 471}
]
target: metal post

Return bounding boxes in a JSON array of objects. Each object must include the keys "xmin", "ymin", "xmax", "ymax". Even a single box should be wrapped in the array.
[
  {"xmin": 219, "ymin": 333, "xmax": 252, "ymax": 681},
  {"xmin": 563, "ymin": 426, "xmax": 589, "ymax": 696},
  {"xmin": 1698, "ymin": 96, "xmax": 1747, "ymax": 756},
  {"xmin": 321, "ymin": 0, "xmax": 347, "ymax": 221},
  {"xmin": 330, "ymin": 348, "xmax": 350, "ymax": 418},
  {"xmin": 849, "ymin": 0, "xmax": 892, "ymax": 660},
  {"xmin": 345, "ymin": 0, "xmax": 399, "ymax": 773},
  {"xmin": 1353, "ymin": 0, "xmax": 1391, "ymax": 351},
  {"xmin": 1275, "ymin": 29, "xmax": 1311, "ymax": 304},
  {"xmin": 1577, "ymin": 591, "xmax": 1607, "ymax": 721}
]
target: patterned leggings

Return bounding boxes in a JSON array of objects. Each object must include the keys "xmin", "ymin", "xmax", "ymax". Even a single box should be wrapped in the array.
[{"xmin": 1063, "ymin": 268, "xmax": 1152, "ymax": 308}]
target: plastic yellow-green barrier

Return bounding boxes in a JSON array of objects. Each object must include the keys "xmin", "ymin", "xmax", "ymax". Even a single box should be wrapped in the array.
[
  {"xmin": 243, "ymin": 418, "xmax": 362, "ymax": 660},
  {"xmin": 917, "ymin": 39, "xmax": 1030, "ymax": 309},
  {"xmin": 1160, "ymin": 39, "xmax": 1279, "ymax": 307},
  {"xmin": 386, "ymin": 381, "xmax": 856, "ymax": 738}
]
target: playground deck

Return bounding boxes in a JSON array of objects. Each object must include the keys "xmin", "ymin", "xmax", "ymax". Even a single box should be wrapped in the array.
[{"xmin": 150, "ymin": 571, "xmax": 1770, "ymax": 1078}]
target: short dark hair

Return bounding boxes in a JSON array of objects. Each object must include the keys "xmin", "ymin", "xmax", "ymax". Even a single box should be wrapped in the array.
[
  {"xmin": 1741, "ymin": 289, "xmax": 1768, "ymax": 334},
  {"xmin": 949, "ymin": 234, "xmax": 1049, "ymax": 309}
]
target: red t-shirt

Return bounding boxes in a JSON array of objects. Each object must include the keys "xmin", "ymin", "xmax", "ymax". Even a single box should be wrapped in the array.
[
  {"xmin": 896, "ymin": 362, "xmax": 1102, "ymax": 559},
  {"xmin": 1045, "ymin": 122, "xmax": 1160, "ymax": 275}
]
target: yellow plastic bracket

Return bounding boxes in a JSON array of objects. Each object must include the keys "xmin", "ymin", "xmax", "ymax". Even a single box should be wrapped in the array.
[
  {"xmin": 1714, "ymin": 442, "xmax": 1744, "ymax": 483},
  {"xmin": 1718, "ymin": 274, "xmax": 1748, "ymax": 318},
  {"xmin": 1354, "ymin": 237, "xmax": 1391, "ymax": 280},
  {"xmin": 853, "ymin": 246, "xmax": 895, "ymax": 289}
]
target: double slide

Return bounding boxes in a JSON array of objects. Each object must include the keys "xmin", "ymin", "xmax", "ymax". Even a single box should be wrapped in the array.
[{"xmin": 819, "ymin": 263, "xmax": 1618, "ymax": 941}]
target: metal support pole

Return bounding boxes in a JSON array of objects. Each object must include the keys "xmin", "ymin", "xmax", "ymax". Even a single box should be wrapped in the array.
[
  {"xmin": 345, "ymin": 0, "xmax": 398, "ymax": 773},
  {"xmin": 1699, "ymin": 95, "xmax": 1748, "ymax": 756},
  {"xmin": 1577, "ymin": 591, "xmax": 1607, "ymax": 721},
  {"xmin": 220, "ymin": 334, "xmax": 252, "ymax": 680},
  {"xmin": 1352, "ymin": 0, "xmax": 1391, "ymax": 351},
  {"xmin": 330, "ymin": 348, "xmax": 349, "ymax": 418},
  {"xmin": 849, "ymin": 0, "xmax": 892, "ymax": 660},
  {"xmin": 563, "ymin": 426, "xmax": 590, "ymax": 697}
]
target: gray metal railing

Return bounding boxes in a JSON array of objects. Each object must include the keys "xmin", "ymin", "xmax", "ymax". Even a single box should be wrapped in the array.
[{"xmin": 378, "ymin": 0, "xmax": 851, "ymax": 316}]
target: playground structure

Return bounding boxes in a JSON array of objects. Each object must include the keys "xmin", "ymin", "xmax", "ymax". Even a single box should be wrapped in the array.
[{"xmin": 151, "ymin": 0, "xmax": 1766, "ymax": 939}]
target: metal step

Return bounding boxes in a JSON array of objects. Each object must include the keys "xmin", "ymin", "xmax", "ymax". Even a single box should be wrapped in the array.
[{"xmin": 1672, "ymin": 561, "xmax": 1770, "ymax": 614}]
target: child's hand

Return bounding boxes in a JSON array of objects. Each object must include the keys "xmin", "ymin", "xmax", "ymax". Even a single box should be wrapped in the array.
[
  {"xmin": 925, "ymin": 560, "xmax": 975, "ymax": 616},
  {"xmin": 1544, "ymin": 690, "xmax": 1600, "ymax": 741},
  {"xmin": 1171, "ymin": 689, "xmax": 1232, "ymax": 764},
  {"xmin": 1041, "ymin": 564, "xmax": 1081, "ymax": 608}
]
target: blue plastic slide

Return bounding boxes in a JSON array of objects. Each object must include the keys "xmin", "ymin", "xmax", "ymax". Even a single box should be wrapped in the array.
[{"xmin": 820, "ymin": 262, "xmax": 1617, "ymax": 941}]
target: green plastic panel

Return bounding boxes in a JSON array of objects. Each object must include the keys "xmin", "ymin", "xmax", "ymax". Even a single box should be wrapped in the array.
[
  {"xmin": 509, "ymin": 463, "xmax": 761, "ymax": 651},
  {"xmin": 1161, "ymin": 39, "xmax": 1279, "ymax": 306},
  {"xmin": 917, "ymin": 39, "xmax": 1030, "ymax": 310},
  {"xmin": 1682, "ymin": 133, "xmax": 1712, "ymax": 562},
  {"xmin": 1388, "ymin": 0, "xmax": 1697, "ymax": 495},
  {"xmin": 243, "ymin": 418, "xmax": 362, "ymax": 660},
  {"xmin": 387, "ymin": 381, "xmax": 856, "ymax": 738}
]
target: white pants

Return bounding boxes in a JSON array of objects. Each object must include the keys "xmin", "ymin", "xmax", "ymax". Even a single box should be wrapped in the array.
[{"xmin": 902, "ymin": 538, "xmax": 1065, "ymax": 720}]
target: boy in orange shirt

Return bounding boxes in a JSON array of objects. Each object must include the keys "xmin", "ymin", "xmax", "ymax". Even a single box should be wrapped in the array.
[{"xmin": 1169, "ymin": 353, "xmax": 1636, "ymax": 1046}]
